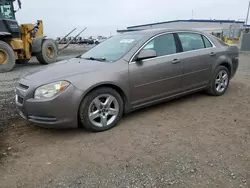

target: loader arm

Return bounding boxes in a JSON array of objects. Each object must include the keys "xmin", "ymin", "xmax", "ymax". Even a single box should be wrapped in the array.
[{"xmin": 58, "ymin": 28, "xmax": 87, "ymax": 55}]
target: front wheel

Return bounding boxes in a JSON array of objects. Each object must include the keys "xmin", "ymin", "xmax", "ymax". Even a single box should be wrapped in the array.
[
  {"xmin": 79, "ymin": 87, "xmax": 124, "ymax": 132},
  {"xmin": 206, "ymin": 66, "xmax": 230, "ymax": 96}
]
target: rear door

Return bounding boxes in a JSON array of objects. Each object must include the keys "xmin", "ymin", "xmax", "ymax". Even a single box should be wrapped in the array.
[{"xmin": 177, "ymin": 32, "xmax": 215, "ymax": 91}]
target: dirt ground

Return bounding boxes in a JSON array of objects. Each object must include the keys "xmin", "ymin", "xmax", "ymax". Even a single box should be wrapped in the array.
[{"xmin": 1, "ymin": 53, "xmax": 250, "ymax": 188}]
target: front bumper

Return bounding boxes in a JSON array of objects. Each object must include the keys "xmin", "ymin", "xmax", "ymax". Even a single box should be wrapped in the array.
[{"xmin": 15, "ymin": 78, "xmax": 84, "ymax": 129}]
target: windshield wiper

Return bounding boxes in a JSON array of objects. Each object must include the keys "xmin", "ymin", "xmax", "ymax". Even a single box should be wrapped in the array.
[{"xmin": 83, "ymin": 57, "xmax": 107, "ymax": 62}]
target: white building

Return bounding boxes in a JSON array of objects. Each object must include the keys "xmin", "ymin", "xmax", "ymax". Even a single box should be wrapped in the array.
[{"xmin": 117, "ymin": 19, "xmax": 246, "ymax": 38}]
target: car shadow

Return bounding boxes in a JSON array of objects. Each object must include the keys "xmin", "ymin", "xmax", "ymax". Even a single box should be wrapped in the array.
[
  {"xmin": 14, "ymin": 85, "xmax": 236, "ymax": 140},
  {"xmin": 22, "ymin": 91, "xmax": 208, "ymax": 136}
]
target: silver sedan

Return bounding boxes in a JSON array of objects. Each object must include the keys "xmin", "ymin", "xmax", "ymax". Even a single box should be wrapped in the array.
[{"xmin": 15, "ymin": 28, "xmax": 239, "ymax": 132}]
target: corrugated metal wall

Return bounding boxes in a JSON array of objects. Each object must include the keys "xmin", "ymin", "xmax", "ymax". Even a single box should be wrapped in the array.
[{"xmin": 240, "ymin": 33, "xmax": 250, "ymax": 51}]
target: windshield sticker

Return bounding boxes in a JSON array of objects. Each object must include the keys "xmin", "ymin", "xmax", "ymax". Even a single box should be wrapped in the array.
[{"xmin": 120, "ymin": 39, "xmax": 135, "ymax": 43}]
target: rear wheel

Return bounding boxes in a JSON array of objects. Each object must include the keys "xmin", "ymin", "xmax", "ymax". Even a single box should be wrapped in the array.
[
  {"xmin": 36, "ymin": 39, "xmax": 57, "ymax": 64},
  {"xmin": 0, "ymin": 41, "xmax": 15, "ymax": 73},
  {"xmin": 206, "ymin": 66, "xmax": 230, "ymax": 96},
  {"xmin": 79, "ymin": 87, "xmax": 124, "ymax": 132}
]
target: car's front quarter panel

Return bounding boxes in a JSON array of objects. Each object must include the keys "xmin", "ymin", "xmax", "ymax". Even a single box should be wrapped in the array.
[
  {"xmin": 66, "ymin": 59, "xmax": 130, "ymax": 104},
  {"xmin": 15, "ymin": 78, "xmax": 83, "ymax": 128}
]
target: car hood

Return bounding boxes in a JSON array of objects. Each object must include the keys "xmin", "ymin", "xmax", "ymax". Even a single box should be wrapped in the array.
[{"xmin": 22, "ymin": 58, "xmax": 107, "ymax": 84}]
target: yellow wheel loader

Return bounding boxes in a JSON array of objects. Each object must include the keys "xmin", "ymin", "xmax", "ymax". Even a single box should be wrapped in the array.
[{"xmin": 0, "ymin": 0, "xmax": 86, "ymax": 73}]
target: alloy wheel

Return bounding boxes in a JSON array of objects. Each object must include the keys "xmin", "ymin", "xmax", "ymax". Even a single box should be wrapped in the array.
[
  {"xmin": 88, "ymin": 94, "xmax": 119, "ymax": 127},
  {"xmin": 215, "ymin": 70, "xmax": 228, "ymax": 93}
]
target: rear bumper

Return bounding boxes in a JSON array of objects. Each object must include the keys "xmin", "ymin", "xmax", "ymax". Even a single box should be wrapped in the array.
[{"xmin": 15, "ymin": 79, "xmax": 84, "ymax": 129}]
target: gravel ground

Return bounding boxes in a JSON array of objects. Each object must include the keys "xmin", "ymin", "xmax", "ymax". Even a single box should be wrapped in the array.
[
  {"xmin": 0, "ymin": 53, "xmax": 250, "ymax": 188},
  {"xmin": 0, "ymin": 45, "xmax": 90, "ymax": 132}
]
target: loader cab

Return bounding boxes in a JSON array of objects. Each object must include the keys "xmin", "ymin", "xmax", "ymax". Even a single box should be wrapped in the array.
[{"xmin": 0, "ymin": 0, "xmax": 20, "ymax": 38}]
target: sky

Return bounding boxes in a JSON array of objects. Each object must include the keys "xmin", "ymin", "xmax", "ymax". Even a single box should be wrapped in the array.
[{"xmin": 14, "ymin": 0, "xmax": 250, "ymax": 38}]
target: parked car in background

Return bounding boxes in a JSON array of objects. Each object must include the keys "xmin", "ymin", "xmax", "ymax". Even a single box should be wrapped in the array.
[
  {"xmin": 95, "ymin": 36, "xmax": 108, "ymax": 44},
  {"xmin": 78, "ymin": 38, "xmax": 94, "ymax": 45},
  {"xmin": 15, "ymin": 28, "xmax": 239, "ymax": 132}
]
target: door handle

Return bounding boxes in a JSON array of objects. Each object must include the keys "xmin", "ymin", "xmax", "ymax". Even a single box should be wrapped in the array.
[
  {"xmin": 210, "ymin": 52, "xmax": 216, "ymax": 56},
  {"xmin": 172, "ymin": 59, "xmax": 181, "ymax": 64}
]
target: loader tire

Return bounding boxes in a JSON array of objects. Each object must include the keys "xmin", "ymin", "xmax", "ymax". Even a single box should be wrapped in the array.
[
  {"xmin": 0, "ymin": 41, "xmax": 15, "ymax": 73},
  {"xmin": 36, "ymin": 39, "xmax": 57, "ymax": 65}
]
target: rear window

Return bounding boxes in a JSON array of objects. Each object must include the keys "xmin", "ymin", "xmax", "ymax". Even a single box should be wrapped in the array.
[{"xmin": 178, "ymin": 33, "xmax": 205, "ymax": 52}]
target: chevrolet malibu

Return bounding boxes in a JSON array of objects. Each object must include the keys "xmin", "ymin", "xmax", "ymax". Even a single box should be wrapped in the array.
[{"xmin": 15, "ymin": 28, "xmax": 239, "ymax": 132}]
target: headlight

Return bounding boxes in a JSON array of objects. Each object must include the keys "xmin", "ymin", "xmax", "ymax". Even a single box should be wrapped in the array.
[{"xmin": 34, "ymin": 81, "xmax": 70, "ymax": 99}]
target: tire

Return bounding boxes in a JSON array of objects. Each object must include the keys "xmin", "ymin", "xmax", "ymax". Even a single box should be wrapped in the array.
[
  {"xmin": 16, "ymin": 59, "xmax": 30, "ymax": 64},
  {"xmin": 36, "ymin": 39, "xmax": 57, "ymax": 64},
  {"xmin": 79, "ymin": 87, "xmax": 124, "ymax": 132},
  {"xmin": 206, "ymin": 66, "xmax": 230, "ymax": 96},
  {"xmin": 0, "ymin": 41, "xmax": 15, "ymax": 73}
]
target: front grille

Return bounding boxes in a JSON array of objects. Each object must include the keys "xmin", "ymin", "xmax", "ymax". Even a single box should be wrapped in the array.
[{"xmin": 19, "ymin": 83, "xmax": 29, "ymax": 90}]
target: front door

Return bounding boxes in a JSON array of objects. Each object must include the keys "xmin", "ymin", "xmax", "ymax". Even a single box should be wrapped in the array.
[{"xmin": 129, "ymin": 33, "xmax": 182, "ymax": 107}]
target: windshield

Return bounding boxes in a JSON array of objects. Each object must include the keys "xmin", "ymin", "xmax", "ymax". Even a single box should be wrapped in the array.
[
  {"xmin": 0, "ymin": 1, "xmax": 14, "ymax": 19},
  {"xmin": 81, "ymin": 34, "xmax": 144, "ymax": 62}
]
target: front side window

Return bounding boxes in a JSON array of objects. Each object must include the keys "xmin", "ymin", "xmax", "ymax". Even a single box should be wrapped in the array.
[
  {"xmin": 178, "ymin": 33, "xmax": 205, "ymax": 52},
  {"xmin": 0, "ymin": 1, "xmax": 14, "ymax": 19},
  {"xmin": 142, "ymin": 33, "xmax": 177, "ymax": 56},
  {"xmin": 81, "ymin": 34, "xmax": 143, "ymax": 62}
]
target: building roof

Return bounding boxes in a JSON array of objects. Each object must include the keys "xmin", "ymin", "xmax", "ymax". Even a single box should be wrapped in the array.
[{"xmin": 127, "ymin": 19, "xmax": 245, "ymax": 29}]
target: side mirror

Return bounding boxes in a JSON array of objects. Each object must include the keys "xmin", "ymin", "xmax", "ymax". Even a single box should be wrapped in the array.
[{"xmin": 136, "ymin": 49, "xmax": 157, "ymax": 61}]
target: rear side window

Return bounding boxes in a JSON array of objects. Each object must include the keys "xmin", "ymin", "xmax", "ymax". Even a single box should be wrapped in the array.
[
  {"xmin": 143, "ymin": 33, "xmax": 177, "ymax": 56},
  {"xmin": 202, "ymin": 35, "xmax": 213, "ymax": 48},
  {"xmin": 178, "ymin": 33, "xmax": 205, "ymax": 52}
]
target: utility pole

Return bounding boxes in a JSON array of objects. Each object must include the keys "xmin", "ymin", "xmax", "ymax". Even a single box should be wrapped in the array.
[{"xmin": 245, "ymin": 1, "xmax": 250, "ymax": 30}]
